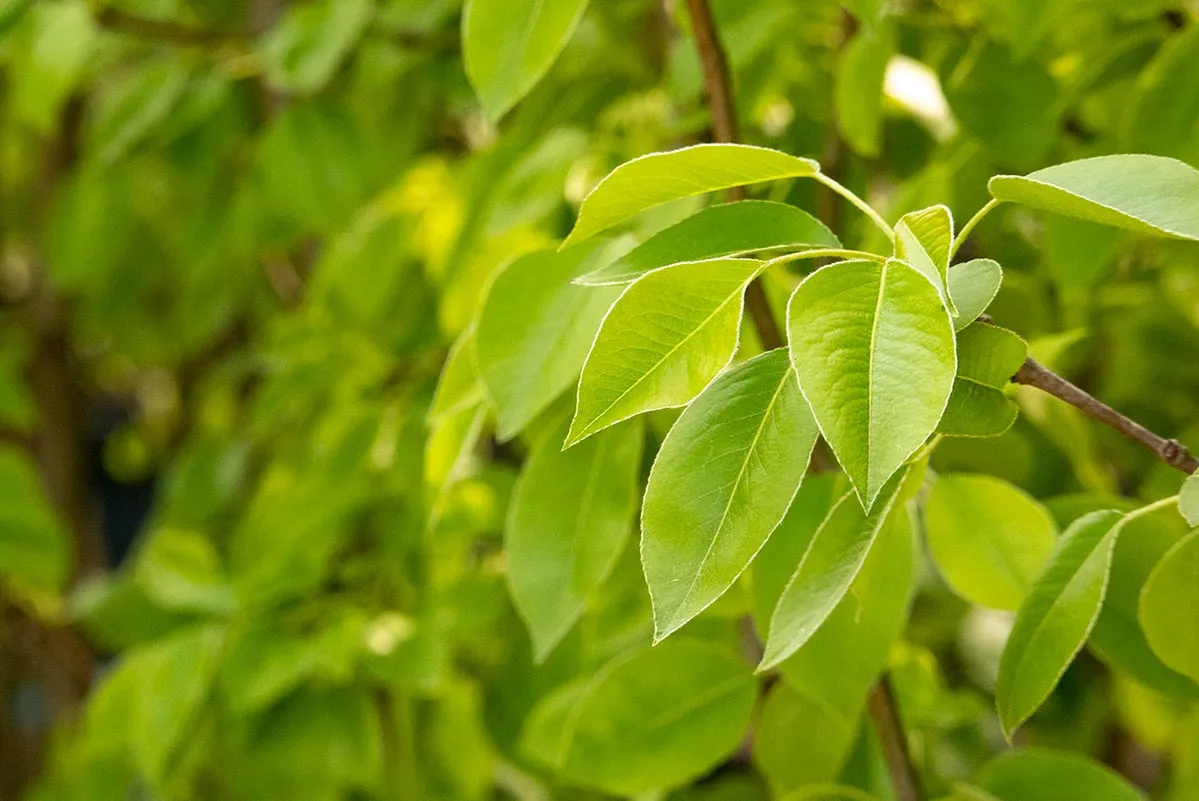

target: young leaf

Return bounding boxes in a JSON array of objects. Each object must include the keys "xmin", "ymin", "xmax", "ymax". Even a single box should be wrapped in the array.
[
  {"xmin": 787, "ymin": 259, "xmax": 956, "ymax": 508},
  {"xmin": 521, "ymin": 642, "xmax": 756, "ymax": 796},
  {"xmin": 506, "ymin": 416, "xmax": 643, "ymax": 662},
  {"xmin": 476, "ymin": 241, "xmax": 627, "ymax": 440},
  {"xmin": 989, "ymin": 155, "xmax": 1199, "ymax": 241},
  {"xmin": 835, "ymin": 24, "xmax": 894, "ymax": 157},
  {"xmin": 970, "ymin": 748, "xmax": 1146, "ymax": 801},
  {"xmin": 567, "ymin": 258, "xmax": 761, "ymax": 446},
  {"xmin": 575, "ymin": 201, "xmax": 839, "ymax": 286},
  {"xmin": 642, "ymin": 350, "xmax": 819, "ymax": 641},
  {"xmin": 996, "ymin": 509, "xmax": 1122, "ymax": 737},
  {"xmin": 759, "ymin": 464, "xmax": 918, "ymax": 672},
  {"xmin": 924, "ymin": 474, "xmax": 1057, "ymax": 610},
  {"xmin": 938, "ymin": 323, "xmax": 1027, "ymax": 438},
  {"xmin": 563, "ymin": 145, "xmax": 820, "ymax": 247},
  {"xmin": 462, "ymin": 0, "xmax": 590, "ymax": 121},
  {"xmin": 1139, "ymin": 528, "xmax": 1199, "ymax": 683},
  {"xmin": 947, "ymin": 259, "xmax": 1003, "ymax": 331},
  {"xmin": 1180, "ymin": 472, "xmax": 1199, "ymax": 526},
  {"xmin": 895, "ymin": 204, "xmax": 956, "ymax": 313}
]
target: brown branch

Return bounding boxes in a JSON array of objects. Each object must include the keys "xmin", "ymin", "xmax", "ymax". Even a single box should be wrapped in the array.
[
  {"xmin": 684, "ymin": 0, "xmax": 784, "ymax": 352},
  {"xmin": 867, "ymin": 676, "xmax": 923, "ymax": 801},
  {"xmin": 1012, "ymin": 357, "xmax": 1198, "ymax": 474}
]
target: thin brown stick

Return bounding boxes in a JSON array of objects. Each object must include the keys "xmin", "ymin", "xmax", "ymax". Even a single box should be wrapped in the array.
[
  {"xmin": 867, "ymin": 676, "xmax": 923, "ymax": 801},
  {"xmin": 1012, "ymin": 357, "xmax": 1198, "ymax": 474},
  {"xmin": 684, "ymin": 0, "xmax": 784, "ymax": 352}
]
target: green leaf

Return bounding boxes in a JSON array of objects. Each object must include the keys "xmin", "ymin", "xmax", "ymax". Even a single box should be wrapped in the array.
[
  {"xmin": 132, "ymin": 528, "xmax": 236, "ymax": 617},
  {"xmin": 564, "ymin": 145, "xmax": 821, "ymax": 247},
  {"xmin": 1125, "ymin": 25, "xmax": 1199, "ymax": 167},
  {"xmin": 9, "ymin": 0, "xmax": 96, "ymax": 133},
  {"xmin": 787, "ymin": 259, "xmax": 956, "ymax": 508},
  {"xmin": 477, "ymin": 241, "xmax": 628, "ymax": 440},
  {"xmin": 567, "ymin": 258, "xmax": 761, "ymax": 446},
  {"xmin": 463, "ymin": 0, "xmax": 590, "ymax": 120},
  {"xmin": 260, "ymin": 0, "xmax": 373, "ymax": 93},
  {"xmin": 755, "ymin": 683, "xmax": 858, "ymax": 798},
  {"xmin": 924, "ymin": 474, "xmax": 1057, "ymax": 610},
  {"xmin": 971, "ymin": 748, "xmax": 1146, "ymax": 801},
  {"xmin": 1140, "ymin": 528, "xmax": 1199, "ymax": 684},
  {"xmin": 759, "ymin": 465, "xmax": 917, "ymax": 672},
  {"xmin": 938, "ymin": 323, "xmax": 1026, "ymax": 438},
  {"xmin": 1180, "ymin": 472, "xmax": 1199, "ymax": 526},
  {"xmin": 90, "ymin": 57, "xmax": 192, "ymax": 164},
  {"xmin": 835, "ymin": 24, "xmax": 894, "ymax": 157},
  {"xmin": 947, "ymin": 259, "xmax": 1003, "ymax": 331},
  {"xmin": 428, "ymin": 325, "xmax": 485, "ymax": 424},
  {"xmin": 522, "ymin": 641, "xmax": 756, "ymax": 795},
  {"xmin": 506, "ymin": 416, "xmax": 643, "ymax": 661},
  {"xmin": 575, "ymin": 201, "xmax": 839, "ymax": 286},
  {"xmin": 996, "ymin": 509, "xmax": 1123, "ymax": 737},
  {"xmin": 989, "ymin": 155, "xmax": 1199, "ymax": 241},
  {"xmin": 643, "ymin": 350, "xmax": 819, "ymax": 641},
  {"xmin": 895, "ymin": 204, "xmax": 955, "ymax": 313},
  {"xmin": 0, "ymin": 446, "xmax": 70, "ymax": 593}
]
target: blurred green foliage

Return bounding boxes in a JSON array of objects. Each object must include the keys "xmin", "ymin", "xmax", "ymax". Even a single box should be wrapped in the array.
[{"xmin": 1, "ymin": 0, "xmax": 1199, "ymax": 799}]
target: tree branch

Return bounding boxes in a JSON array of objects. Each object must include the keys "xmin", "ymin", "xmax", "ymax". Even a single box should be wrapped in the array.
[
  {"xmin": 684, "ymin": 0, "xmax": 784, "ymax": 351},
  {"xmin": 867, "ymin": 676, "xmax": 923, "ymax": 801},
  {"xmin": 1012, "ymin": 357, "xmax": 1198, "ymax": 474}
]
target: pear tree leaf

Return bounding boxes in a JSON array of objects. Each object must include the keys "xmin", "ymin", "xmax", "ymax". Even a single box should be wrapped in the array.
[
  {"xmin": 938, "ymin": 323, "xmax": 1027, "ymax": 438},
  {"xmin": 1139, "ymin": 528, "xmax": 1199, "ymax": 684},
  {"xmin": 1125, "ymin": 26, "xmax": 1199, "ymax": 167},
  {"xmin": 564, "ymin": 145, "xmax": 821, "ymax": 247},
  {"xmin": 835, "ymin": 24, "xmax": 894, "ymax": 157},
  {"xmin": 567, "ymin": 258, "xmax": 761, "ymax": 446},
  {"xmin": 996, "ymin": 509, "xmax": 1123, "ymax": 737},
  {"xmin": 759, "ymin": 464, "xmax": 920, "ymax": 672},
  {"xmin": 476, "ymin": 241, "xmax": 628, "ymax": 440},
  {"xmin": 895, "ymin": 204, "xmax": 956, "ymax": 313},
  {"xmin": 787, "ymin": 259, "xmax": 956, "ymax": 508},
  {"xmin": 0, "ymin": 446, "xmax": 70, "ymax": 593},
  {"xmin": 521, "ymin": 641, "xmax": 756, "ymax": 796},
  {"xmin": 576, "ymin": 201, "xmax": 839, "ymax": 286},
  {"xmin": 643, "ymin": 349, "xmax": 819, "ymax": 641},
  {"xmin": 428, "ymin": 325, "xmax": 485, "ymax": 425},
  {"xmin": 506, "ymin": 416, "xmax": 643, "ymax": 662},
  {"xmin": 947, "ymin": 259, "xmax": 1003, "ymax": 331},
  {"xmin": 1180, "ymin": 472, "xmax": 1199, "ymax": 526},
  {"xmin": 971, "ymin": 748, "xmax": 1146, "ymax": 801},
  {"xmin": 260, "ymin": 0, "xmax": 373, "ymax": 93},
  {"xmin": 989, "ymin": 155, "xmax": 1199, "ymax": 241},
  {"xmin": 463, "ymin": 0, "xmax": 590, "ymax": 121},
  {"xmin": 924, "ymin": 474, "xmax": 1057, "ymax": 610}
]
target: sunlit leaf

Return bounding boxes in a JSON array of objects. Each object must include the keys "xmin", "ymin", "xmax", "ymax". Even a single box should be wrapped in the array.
[
  {"xmin": 1140, "ymin": 528, "xmax": 1199, "ymax": 683},
  {"xmin": 938, "ymin": 323, "xmax": 1026, "ymax": 438}
]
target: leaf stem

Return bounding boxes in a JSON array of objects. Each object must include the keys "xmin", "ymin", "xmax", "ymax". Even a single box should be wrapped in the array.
[
  {"xmin": 950, "ymin": 198, "xmax": 1001, "ymax": 259},
  {"xmin": 814, "ymin": 173, "xmax": 895, "ymax": 240},
  {"xmin": 867, "ymin": 675, "xmax": 923, "ymax": 801},
  {"xmin": 1011, "ymin": 357, "xmax": 1199, "ymax": 474}
]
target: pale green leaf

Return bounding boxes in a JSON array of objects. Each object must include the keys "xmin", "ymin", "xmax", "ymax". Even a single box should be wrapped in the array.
[
  {"xmin": 506, "ymin": 416, "xmax": 643, "ymax": 661},
  {"xmin": 1125, "ymin": 26, "xmax": 1199, "ymax": 166},
  {"xmin": 755, "ymin": 682, "xmax": 858, "ymax": 797},
  {"xmin": 133, "ymin": 528, "xmax": 236, "ymax": 616},
  {"xmin": 564, "ymin": 145, "xmax": 821, "ymax": 247},
  {"xmin": 947, "ymin": 259, "xmax": 1003, "ymax": 331},
  {"xmin": 835, "ymin": 24, "xmax": 894, "ymax": 157},
  {"xmin": 759, "ymin": 465, "xmax": 918, "ymax": 672},
  {"xmin": 939, "ymin": 323, "xmax": 1026, "ymax": 438},
  {"xmin": 10, "ymin": 0, "xmax": 96, "ymax": 133},
  {"xmin": 523, "ymin": 642, "xmax": 756, "ymax": 795},
  {"xmin": 989, "ymin": 155, "xmax": 1199, "ymax": 241},
  {"xmin": 643, "ymin": 350, "xmax": 819, "ymax": 641},
  {"xmin": 895, "ymin": 204, "xmax": 955, "ymax": 312},
  {"xmin": 0, "ymin": 446, "xmax": 70, "ymax": 593},
  {"xmin": 1140, "ymin": 528, "xmax": 1199, "ymax": 683},
  {"xmin": 1180, "ymin": 473, "xmax": 1199, "ymax": 527},
  {"xmin": 477, "ymin": 241, "xmax": 628, "ymax": 440},
  {"xmin": 463, "ymin": 0, "xmax": 589, "ymax": 120},
  {"xmin": 996, "ymin": 510, "xmax": 1122, "ymax": 737},
  {"xmin": 260, "ymin": 0, "xmax": 373, "ymax": 93},
  {"xmin": 971, "ymin": 748, "xmax": 1146, "ymax": 801},
  {"xmin": 428, "ymin": 325, "xmax": 485, "ymax": 424},
  {"xmin": 576, "ymin": 201, "xmax": 839, "ymax": 286},
  {"xmin": 567, "ymin": 258, "xmax": 761, "ymax": 446},
  {"xmin": 787, "ymin": 259, "xmax": 956, "ymax": 508},
  {"xmin": 924, "ymin": 474, "xmax": 1056, "ymax": 610}
]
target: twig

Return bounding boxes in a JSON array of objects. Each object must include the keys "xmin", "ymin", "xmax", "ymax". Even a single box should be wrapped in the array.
[
  {"xmin": 684, "ymin": 0, "xmax": 784, "ymax": 351},
  {"xmin": 1012, "ymin": 357, "xmax": 1198, "ymax": 474},
  {"xmin": 867, "ymin": 676, "xmax": 923, "ymax": 801}
]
